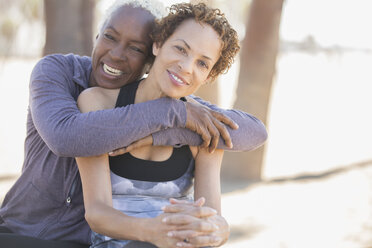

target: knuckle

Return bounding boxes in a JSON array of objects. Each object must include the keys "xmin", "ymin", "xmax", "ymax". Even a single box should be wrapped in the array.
[
  {"xmin": 194, "ymin": 207, "xmax": 203, "ymax": 217},
  {"xmin": 198, "ymin": 221, "xmax": 208, "ymax": 231}
]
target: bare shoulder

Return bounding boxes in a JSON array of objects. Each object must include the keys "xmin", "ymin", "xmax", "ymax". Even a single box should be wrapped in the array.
[{"xmin": 77, "ymin": 87, "xmax": 120, "ymax": 113}]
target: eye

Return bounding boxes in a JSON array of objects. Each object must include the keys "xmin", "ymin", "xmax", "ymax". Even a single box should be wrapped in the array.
[
  {"xmin": 198, "ymin": 60, "xmax": 209, "ymax": 70},
  {"xmin": 175, "ymin": 45, "xmax": 187, "ymax": 55},
  {"xmin": 103, "ymin": 33, "xmax": 115, "ymax": 41},
  {"xmin": 130, "ymin": 46, "xmax": 144, "ymax": 54}
]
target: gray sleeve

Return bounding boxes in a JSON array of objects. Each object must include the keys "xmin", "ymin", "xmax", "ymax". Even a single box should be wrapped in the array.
[
  {"xmin": 152, "ymin": 95, "xmax": 267, "ymax": 152},
  {"xmin": 29, "ymin": 56, "xmax": 187, "ymax": 157}
]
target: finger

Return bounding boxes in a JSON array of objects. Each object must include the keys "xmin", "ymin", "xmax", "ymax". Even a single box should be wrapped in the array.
[
  {"xmin": 125, "ymin": 141, "xmax": 143, "ymax": 153},
  {"xmin": 181, "ymin": 220, "xmax": 218, "ymax": 233},
  {"xmin": 108, "ymin": 148, "xmax": 126, "ymax": 156},
  {"xmin": 163, "ymin": 204, "xmax": 217, "ymax": 218},
  {"xmin": 169, "ymin": 198, "xmax": 193, "ymax": 205},
  {"xmin": 199, "ymin": 127, "xmax": 211, "ymax": 148},
  {"xmin": 163, "ymin": 204, "xmax": 191, "ymax": 213},
  {"xmin": 167, "ymin": 230, "xmax": 199, "ymax": 240},
  {"xmin": 212, "ymin": 111, "xmax": 238, "ymax": 130},
  {"xmin": 165, "ymin": 198, "xmax": 204, "ymax": 211},
  {"xmin": 207, "ymin": 125, "xmax": 220, "ymax": 153},
  {"xmin": 193, "ymin": 197, "xmax": 205, "ymax": 207},
  {"xmin": 190, "ymin": 235, "xmax": 223, "ymax": 247},
  {"xmin": 212, "ymin": 119, "xmax": 233, "ymax": 149},
  {"xmin": 162, "ymin": 214, "xmax": 197, "ymax": 225},
  {"xmin": 175, "ymin": 241, "xmax": 194, "ymax": 248}
]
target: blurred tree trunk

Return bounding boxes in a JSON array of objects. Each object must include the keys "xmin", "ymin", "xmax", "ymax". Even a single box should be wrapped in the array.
[
  {"xmin": 43, "ymin": 0, "xmax": 95, "ymax": 56},
  {"xmin": 223, "ymin": 0, "xmax": 284, "ymax": 180},
  {"xmin": 191, "ymin": 0, "xmax": 220, "ymax": 105}
]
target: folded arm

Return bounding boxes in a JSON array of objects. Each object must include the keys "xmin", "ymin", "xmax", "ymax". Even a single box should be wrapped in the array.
[
  {"xmin": 30, "ymin": 55, "xmax": 265, "ymax": 158},
  {"xmin": 153, "ymin": 95, "xmax": 268, "ymax": 152},
  {"xmin": 30, "ymin": 55, "xmax": 186, "ymax": 157}
]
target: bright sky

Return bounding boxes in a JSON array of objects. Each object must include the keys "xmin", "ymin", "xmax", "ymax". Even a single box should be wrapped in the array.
[{"xmin": 280, "ymin": 0, "xmax": 372, "ymax": 49}]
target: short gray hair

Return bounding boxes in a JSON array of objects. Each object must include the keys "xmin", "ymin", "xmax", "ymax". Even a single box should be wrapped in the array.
[{"xmin": 99, "ymin": 0, "xmax": 167, "ymax": 32}]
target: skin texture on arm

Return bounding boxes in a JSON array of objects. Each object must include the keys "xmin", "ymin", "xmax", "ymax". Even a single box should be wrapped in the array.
[
  {"xmin": 193, "ymin": 147, "xmax": 229, "ymax": 246},
  {"xmin": 76, "ymin": 92, "xmax": 221, "ymax": 248},
  {"xmin": 76, "ymin": 153, "xmax": 162, "ymax": 242},
  {"xmin": 161, "ymin": 148, "xmax": 228, "ymax": 247},
  {"xmin": 75, "ymin": 92, "xmax": 177, "ymax": 246}
]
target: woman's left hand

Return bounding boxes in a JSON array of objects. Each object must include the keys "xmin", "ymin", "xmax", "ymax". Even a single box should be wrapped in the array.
[
  {"xmin": 162, "ymin": 198, "xmax": 230, "ymax": 247},
  {"xmin": 109, "ymin": 135, "xmax": 153, "ymax": 156}
]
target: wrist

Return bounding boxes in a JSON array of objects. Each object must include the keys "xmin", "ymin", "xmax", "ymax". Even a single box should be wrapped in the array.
[{"xmin": 138, "ymin": 218, "xmax": 154, "ymax": 243}]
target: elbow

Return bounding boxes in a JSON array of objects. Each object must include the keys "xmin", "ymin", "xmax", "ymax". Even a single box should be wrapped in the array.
[
  {"xmin": 85, "ymin": 209, "xmax": 103, "ymax": 234},
  {"xmin": 257, "ymin": 120, "xmax": 268, "ymax": 146},
  {"xmin": 251, "ymin": 119, "xmax": 268, "ymax": 150},
  {"xmin": 230, "ymin": 118, "xmax": 268, "ymax": 152},
  {"xmin": 47, "ymin": 138, "xmax": 77, "ymax": 157}
]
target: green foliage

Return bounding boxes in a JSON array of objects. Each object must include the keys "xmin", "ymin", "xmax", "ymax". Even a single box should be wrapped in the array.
[
  {"xmin": 20, "ymin": 0, "xmax": 42, "ymax": 20},
  {"xmin": 0, "ymin": 17, "xmax": 18, "ymax": 41}
]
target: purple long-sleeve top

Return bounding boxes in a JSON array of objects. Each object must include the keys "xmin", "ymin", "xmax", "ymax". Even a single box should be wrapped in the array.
[{"xmin": 0, "ymin": 54, "xmax": 267, "ymax": 244}]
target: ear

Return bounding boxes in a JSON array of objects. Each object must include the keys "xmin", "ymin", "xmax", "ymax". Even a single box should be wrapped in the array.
[
  {"xmin": 152, "ymin": 42, "xmax": 160, "ymax": 56},
  {"xmin": 143, "ymin": 63, "xmax": 151, "ymax": 74}
]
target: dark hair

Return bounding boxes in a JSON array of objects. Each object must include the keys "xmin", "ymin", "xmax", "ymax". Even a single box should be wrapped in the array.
[{"xmin": 151, "ymin": 3, "xmax": 240, "ymax": 80}]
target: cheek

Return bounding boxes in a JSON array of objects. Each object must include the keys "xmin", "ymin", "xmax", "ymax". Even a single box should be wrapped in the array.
[{"xmin": 130, "ymin": 57, "xmax": 147, "ymax": 73}]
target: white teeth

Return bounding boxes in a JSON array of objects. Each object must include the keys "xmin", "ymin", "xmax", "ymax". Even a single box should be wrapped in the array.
[
  {"xmin": 103, "ymin": 64, "xmax": 123, "ymax": 76},
  {"xmin": 171, "ymin": 73, "xmax": 184, "ymax": 84}
]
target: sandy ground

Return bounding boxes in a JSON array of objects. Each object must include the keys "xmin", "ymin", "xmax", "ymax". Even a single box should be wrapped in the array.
[{"xmin": 1, "ymin": 52, "xmax": 372, "ymax": 247}]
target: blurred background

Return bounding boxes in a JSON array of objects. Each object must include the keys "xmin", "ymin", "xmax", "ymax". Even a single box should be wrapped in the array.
[{"xmin": 0, "ymin": 0, "xmax": 372, "ymax": 247}]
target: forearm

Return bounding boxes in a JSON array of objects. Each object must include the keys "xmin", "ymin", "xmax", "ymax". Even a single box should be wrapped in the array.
[
  {"xmin": 32, "ymin": 98, "xmax": 185, "ymax": 157},
  {"xmin": 153, "ymin": 95, "xmax": 267, "ymax": 151},
  {"xmin": 85, "ymin": 203, "xmax": 150, "ymax": 242}
]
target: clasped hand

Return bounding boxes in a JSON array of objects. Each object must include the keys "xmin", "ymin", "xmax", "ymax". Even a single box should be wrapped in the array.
[{"xmin": 148, "ymin": 197, "xmax": 228, "ymax": 248}]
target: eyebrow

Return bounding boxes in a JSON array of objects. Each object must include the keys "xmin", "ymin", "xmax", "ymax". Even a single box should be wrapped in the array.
[
  {"xmin": 176, "ymin": 39, "xmax": 213, "ymax": 61},
  {"xmin": 105, "ymin": 25, "xmax": 148, "ymax": 46}
]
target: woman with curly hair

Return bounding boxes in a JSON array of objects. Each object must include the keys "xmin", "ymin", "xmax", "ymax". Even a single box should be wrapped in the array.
[{"xmin": 76, "ymin": 2, "xmax": 245, "ymax": 248}]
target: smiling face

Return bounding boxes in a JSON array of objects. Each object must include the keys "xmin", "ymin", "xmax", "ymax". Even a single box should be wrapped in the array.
[
  {"xmin": 148, "ymin": 19, "xmax": 222, "ymax": 99},
  {"xmin": 90, "ymin": 6, "xmax": 155, "ymax": 89}
]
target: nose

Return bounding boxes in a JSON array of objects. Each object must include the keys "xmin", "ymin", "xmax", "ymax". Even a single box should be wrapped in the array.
[
  {"xmin": 109, "ymin": 44, "xmax": 127, "ymax": 62},
  {"xmin": 178, "ymin": 57, "xmax": 193, "ymax": 75}
]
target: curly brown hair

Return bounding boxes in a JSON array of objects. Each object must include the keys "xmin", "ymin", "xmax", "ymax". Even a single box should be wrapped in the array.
[{"xmin": 151, "ymin": 3, "xmax": 240, "ymax": 80}]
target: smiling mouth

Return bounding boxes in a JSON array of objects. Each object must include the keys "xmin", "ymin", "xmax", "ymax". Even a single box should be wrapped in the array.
[
  {"xmin": 169, "ymin": 71, "xmax": 189, "ymax": 85},
  {"xmin": 103, "ymin": 64, "xmax": 124, "ymax": 76}
]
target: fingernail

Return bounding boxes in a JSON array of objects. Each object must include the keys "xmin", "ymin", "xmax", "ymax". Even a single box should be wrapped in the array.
[
  {"xmin": 213, "ymin": 224, "xmax": 219, "ymax": 230},
  {"xmin": 211, "ymin": 208, "xmax": 218, "ymax": 214},
  {"xmin": 167, "ymin": 231, "xmax": 173, "ymax": 237},
  {"xmin": 108, "ymin": 152, "xmax": 114, "ymax": 155},
  {"xmin": 213, "ymin": 236, "xmax": 222, "ymax": 243},
  {"xmin": 162, "ymin": 217, "xmax": 167, "ymax": 223},
  {"xmin": 176, "ymin": 242, "xmax": 183, "ymax": 247}
]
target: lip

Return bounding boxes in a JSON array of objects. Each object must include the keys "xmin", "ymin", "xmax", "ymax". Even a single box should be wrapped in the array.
[
  {"xmin": 100, "ymin": 62, "xmax": 127, "ymax": 80},
  {"xmin": 167, "ymin": 70, "xmax": 189, "ymax": 86}
]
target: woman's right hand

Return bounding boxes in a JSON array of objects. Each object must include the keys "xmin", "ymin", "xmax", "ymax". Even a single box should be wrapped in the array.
[
  {"xmin": 145, "ymin": 209, "xmax": 219, "ymax": 248},
  {"xmin": 184, "ymin": 100, "xmax": 238, "ymax": 153},
  {"xmin": 155, "ymin": 198, "xmax": 224, "ymax": 247}
]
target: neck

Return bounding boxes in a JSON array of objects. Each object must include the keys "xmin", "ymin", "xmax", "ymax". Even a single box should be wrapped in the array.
[
  {"xmin": 88, "ymin": 71, "xmax": 97, "ymax": 87},
  {"xmin": 135, "ymin": 72, "xmax": 166, "ymax": 104}
]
